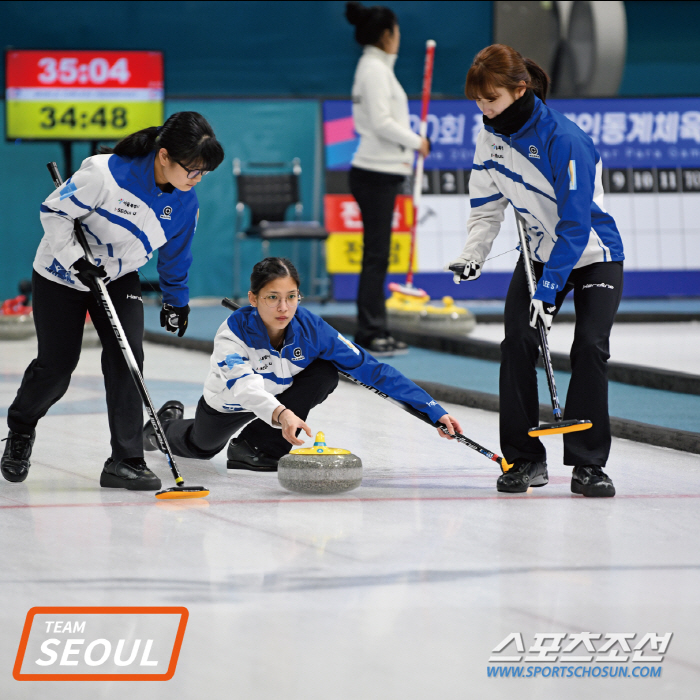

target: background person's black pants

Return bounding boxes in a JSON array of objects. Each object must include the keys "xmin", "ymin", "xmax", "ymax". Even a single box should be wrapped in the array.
[
  {"xmin": 163, "ymin": 359, "xmax": 339, "ymax": 460},
  {"xmin": 349, "ymin": 166, "xmax": 405, "ymax": 346},
  {"xmin": 499, "ymin": 259, "xmax": 623, "ymax": 467},
  {"xmin": 7, "ymin": 270, "xmax": 146, "ymax": 461}
]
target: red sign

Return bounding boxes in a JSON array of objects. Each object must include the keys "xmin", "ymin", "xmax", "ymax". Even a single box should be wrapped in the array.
[
  {"xmin": 324, "ymin": 194, "xmax": 413, "ymax": 233},
  {"xmin": 6, "ymin": 51, "xmax": 163, "ymax": 90}
]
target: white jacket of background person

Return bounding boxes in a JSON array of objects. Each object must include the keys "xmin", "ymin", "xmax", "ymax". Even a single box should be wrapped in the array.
[{"xmin": 351, "ymin": 45, "xmax": 422, "ymax": 175}]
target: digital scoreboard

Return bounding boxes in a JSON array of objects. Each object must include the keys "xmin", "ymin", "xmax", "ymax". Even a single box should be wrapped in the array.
[{"xmin": 5, "ymin": 50, "xmax": 164, "ymax": 140}]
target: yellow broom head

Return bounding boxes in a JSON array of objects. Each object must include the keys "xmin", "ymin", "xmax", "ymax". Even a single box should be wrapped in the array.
[
  {"xmin": 155, "ymin": 486, "xmax": 210, "ymax": 500},
  {"xmin": 528, "ymin": 420, "xmax": 593, "ymax": 437}
]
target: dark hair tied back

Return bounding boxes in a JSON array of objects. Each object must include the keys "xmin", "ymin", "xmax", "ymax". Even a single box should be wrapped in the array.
[
  {"xmin": 345, "ymin": 1, "xmax": 397, "ymax": 46},
  {"xmin": 250, "ymin": 257, "xmax": 301, "ymax": 296},
  {"xmin": 523, "ymin": 58, "xmax": 550, "ymax": 103},
  {"xmin": 102, "ymin": 111, "xmax": 225, "ymax": 172}
]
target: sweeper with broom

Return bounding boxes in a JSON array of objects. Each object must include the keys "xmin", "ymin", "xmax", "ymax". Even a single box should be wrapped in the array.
[
  {"xmin": 447, "ymin": 45, "xmax": 624, "ymax": 497},
  {"xmin": 1, "ymin": 113, "xmax": 224, "ymax": 495}
]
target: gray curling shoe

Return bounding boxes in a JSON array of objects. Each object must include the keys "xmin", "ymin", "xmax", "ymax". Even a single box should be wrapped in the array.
[
  {"xmin": 100, "ymin": 457, "xmax": 162, "ymax": 491},
  {"xmin": 143, "ymin": 400, "xmax": 184, "ymax": 452},
  {"xmin": 496, "ymin": 458, "xmax": 548, "ymax": 493},
  {"xmin": 571, "ymin": 465, "xmax": 615, "ymax": 497},
  {"xmin": 226, "ymin": 438, "xmax": 279, "ymax": 472}
]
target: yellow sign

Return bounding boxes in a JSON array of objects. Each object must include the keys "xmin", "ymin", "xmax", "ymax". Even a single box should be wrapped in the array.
[
  {"xmin": 6, "ymin": 102, "xmax": 163, "ymax": 140},
  {"xmin": 326, "ymin": 232, "xmax": 415, "ymax": 273}
]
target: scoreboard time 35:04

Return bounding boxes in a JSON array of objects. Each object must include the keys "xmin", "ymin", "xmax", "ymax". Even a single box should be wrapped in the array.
[{"xmin": 5, "ymin": 50, "xmax": 164, "ymax": 140}]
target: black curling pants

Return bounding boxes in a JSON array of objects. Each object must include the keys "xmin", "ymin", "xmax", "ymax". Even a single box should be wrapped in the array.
[
  {"xmin": 7, "ymin": 271, "xmax": 146, "ymax": 461},
  {"xmin": 349, "ymin": 166, "xmax": 405, "ymax": 346},
  {"xmin": 499, "ymin": 259, "xmax": 623, "ymax": 467},
  {"xmin": 163, "ymin": 359, "xmax": 340, "ymax": 460}
]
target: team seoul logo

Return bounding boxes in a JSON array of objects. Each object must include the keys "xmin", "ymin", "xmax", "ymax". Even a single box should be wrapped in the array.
[
  {"xmin": 528, "ymin": 145, "xmax": 540, "ymax": 159},
  {"xmin": 160, "ymin": 206, "xmax": 173, "ymax": 221}
]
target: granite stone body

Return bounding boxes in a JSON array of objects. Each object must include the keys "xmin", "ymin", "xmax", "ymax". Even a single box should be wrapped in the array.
[{"xmin": 278, "ymin": 453, "xmax": 363, "ymax": 494}]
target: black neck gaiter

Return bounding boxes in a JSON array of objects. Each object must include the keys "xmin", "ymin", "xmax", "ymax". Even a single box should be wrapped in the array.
[{"xmin": 483, "ymin": 89, "xmax": 535, "ymax": 137}]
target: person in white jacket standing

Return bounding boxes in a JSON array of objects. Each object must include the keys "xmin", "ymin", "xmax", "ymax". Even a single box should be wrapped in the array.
[{"xmin": 345, "ymin": 1, "xmax": 430, "ymax": 355}]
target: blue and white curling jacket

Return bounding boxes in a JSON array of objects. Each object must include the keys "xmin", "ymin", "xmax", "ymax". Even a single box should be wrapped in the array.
[
  {"xmin": 203, "ymin": 305, "xmax": 447, "ymax": 427},
  {"xmin": 462, "ymin": 96, "xmax": 624, "ymax": 304},
  {"xmin": 36, "ymin": 153, "xmax": 198, "ymax": 306}
]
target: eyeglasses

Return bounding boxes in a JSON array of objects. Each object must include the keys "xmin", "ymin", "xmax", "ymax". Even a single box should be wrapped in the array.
[
  {"xmin": 175, "ymin": 160, "xmax": 210, "ymax": 179},
  {"xmin": 260, "ymin": 292, "xmax": 303, "ymax": 308}
]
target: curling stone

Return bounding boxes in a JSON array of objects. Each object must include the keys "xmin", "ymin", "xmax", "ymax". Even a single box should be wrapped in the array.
[
  {"xmin": 278, "ymin": 432, "xmax": 362, "ymax": 495},
  {"xmin": 0, "ymin": 312, "xmax": 35, "ymax": 340}
]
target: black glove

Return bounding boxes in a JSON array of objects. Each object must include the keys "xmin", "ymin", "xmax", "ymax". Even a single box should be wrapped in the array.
[
  {"xmin": 72, "ymin": 257, "xmax": 108, "ymax": 291},
  {"xmin": 160, "ymin": 303, "xmax": 190, "ymax": 337}
]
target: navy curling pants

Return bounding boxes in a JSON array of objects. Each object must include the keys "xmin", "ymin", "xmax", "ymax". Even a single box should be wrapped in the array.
[
  {"xmin": 499, "ymin": 258, "xmax": 623, "ymax": 467},
  {"xmin": 7, "ymin": 271, "xmax": 146, "ymax": 461},
  {"xmin": 163, "ymin": 359, "xmax": 340, "ymax": 460}
]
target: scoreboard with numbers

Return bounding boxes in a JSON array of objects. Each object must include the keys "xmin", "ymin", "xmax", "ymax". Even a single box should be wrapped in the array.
[
  {"xmin": 5, "ymin": 50, "xmax": 164, "ymax": 141},
  {"xmin": 323, "ymin": 97, "xmax": 700, "ymax": 298}
]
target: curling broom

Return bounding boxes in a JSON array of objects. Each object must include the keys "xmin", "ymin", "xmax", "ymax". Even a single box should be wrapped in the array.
[{"xmin": 514, "ymin": 211, "xmax": 592, "ymax": 437}]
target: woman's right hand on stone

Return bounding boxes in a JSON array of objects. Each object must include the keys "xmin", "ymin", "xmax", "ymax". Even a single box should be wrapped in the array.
[{"xmin": 274, "ymin": 406, "xmax": 313, "ymax": 446}]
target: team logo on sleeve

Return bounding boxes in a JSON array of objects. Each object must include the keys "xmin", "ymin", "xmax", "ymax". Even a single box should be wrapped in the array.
[
  {"xmin": 528, "ymin": 145, "xmax": 540, "ymax": 159},
  {"xmin": 58, "ymin": 181, "xmax": 77, "ymax": 200},
  {"xmin": 224, "ymin": 353, "xmax": 247, "ymax": 369},
  {"xmin": 160, "ymin": 206, "xmax": 172, "ymax": 221}
]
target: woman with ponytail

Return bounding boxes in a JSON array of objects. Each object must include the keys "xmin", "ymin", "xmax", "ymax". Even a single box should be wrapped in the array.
[
  {"xmin": 447, "ymin": 45, "xmax": 624, "ymax": 497},
  {"xmin": 345, "ymin": 1, "xmax": 430, "ymax": 356},
  {"xmin": 1, "ymin": 112, "xmax": 224, "ymax": 492}
]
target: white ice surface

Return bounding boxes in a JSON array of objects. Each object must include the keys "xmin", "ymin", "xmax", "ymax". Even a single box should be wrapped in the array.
[
  {"xmin": 1, "ymin": 339, "xmax": 699, "ymax": 699},
  {"xmin": 469, "ymin": 321, "xmax": 700, "ymax": 375}
]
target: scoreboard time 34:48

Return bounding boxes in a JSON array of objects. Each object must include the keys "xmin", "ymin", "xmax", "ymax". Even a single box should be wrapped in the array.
[{"xmin": 5, "ymin": 50, "xmax": 164, "ymax": 140}]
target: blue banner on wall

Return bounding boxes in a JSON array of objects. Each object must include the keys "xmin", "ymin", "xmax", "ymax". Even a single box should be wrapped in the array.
[{"xmin": 324, "ymin": 97, "xmax": 700, "ymax": 170}]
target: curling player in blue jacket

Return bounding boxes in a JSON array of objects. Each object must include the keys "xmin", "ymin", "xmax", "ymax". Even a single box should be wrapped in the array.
[
  {"xmin": 1, "ymin": 112, "xmax": 224, "ymax": 490},
  {"xmin": 143, "ymin": 257, "xmax": 462, "ymax": 470},
  {"xmin": 447, "ymin": 45, "xmax": 624, "ymax": 497}
]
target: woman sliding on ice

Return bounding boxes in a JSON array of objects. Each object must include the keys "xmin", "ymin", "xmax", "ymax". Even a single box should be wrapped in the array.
[{"xmin": 143, "ymin": 257, "xmax": 462, "ymax": 471}]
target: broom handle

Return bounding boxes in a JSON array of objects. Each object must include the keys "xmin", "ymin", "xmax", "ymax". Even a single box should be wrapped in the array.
[
  {"xmin": 514, "ymin": 211, "xmax": 563, "ymax": 421},
  {"xmin": 406, "ymin": 39, "xmax": 435, "ymax": 287}
]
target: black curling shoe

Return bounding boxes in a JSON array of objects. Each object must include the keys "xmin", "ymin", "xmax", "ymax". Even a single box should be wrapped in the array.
[
  {"xmin": 100, "ymin": 457, "xmax": 162, "ymax": 491},
  {"xmin": 1, "ymin": 429, "xmax": 36, "ymax": 483},
  {"xmin": 497, "ymin": 458, "xmax": 548, "ymax": 493},
  {"xmin": 143, "ymin": 400, "xmax": 184, "ymax": 451},
  {"xmin": 226, "ymin": 438, "xmax": 279, "ymax": 472},
  {"xmin": 571, "ymin": 465, "xmax": 616, "ymax": 497}
]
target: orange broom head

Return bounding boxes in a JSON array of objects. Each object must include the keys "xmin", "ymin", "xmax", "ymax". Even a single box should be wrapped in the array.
[
  {"xmin": 528, "ymin": 420, "xmax": 593, "ymax": 437},
  {"xmin": 155, "ymin": 486, "xmax": 210, "ymax": 500}
]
